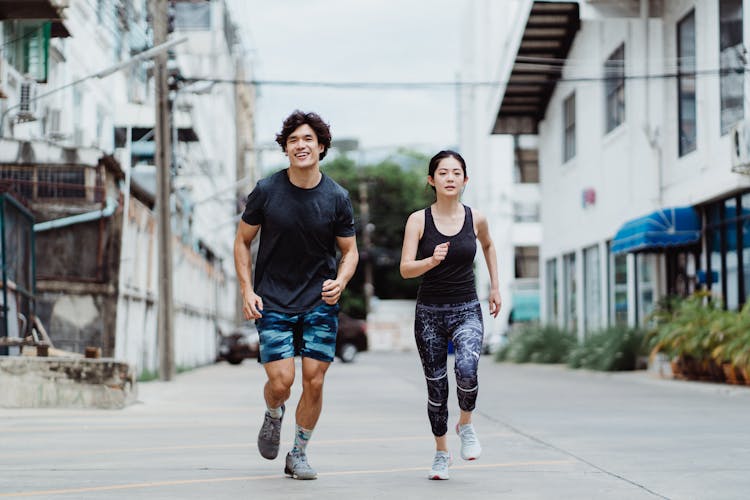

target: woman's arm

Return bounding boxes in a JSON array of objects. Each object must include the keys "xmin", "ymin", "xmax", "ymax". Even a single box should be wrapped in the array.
[
  {"xmin": 474, "ymin": 209, "xmax": 502, "ymax": 317},
  {"xmin": 400, "ymin": 210, "xmax": 449, "ymax": 279}
]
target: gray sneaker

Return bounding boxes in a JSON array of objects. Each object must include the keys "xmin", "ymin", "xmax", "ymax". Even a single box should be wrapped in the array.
[
  {"xmin": 257, "ymin": 404, "xmax": 284, "ymax": 460},
  {"xmin": 456, "ymin": 423, "xmax": 482, "ymax": 460},
  {"xmin": 284, "ymin": 450, "xmax": 317, "ymax": 480},
  {"xmin": 428, "ymin": 451, "xmax": 452, "ymax": 480}
]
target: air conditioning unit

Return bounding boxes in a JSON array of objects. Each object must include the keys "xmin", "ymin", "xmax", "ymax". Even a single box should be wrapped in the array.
[
  {"xmin": 730, "ymin": 120, "xmax": 750, "ymax": 175},
  {"xmin": 16, "ymin": 79, "xmax": 38, "ymax": 122}
]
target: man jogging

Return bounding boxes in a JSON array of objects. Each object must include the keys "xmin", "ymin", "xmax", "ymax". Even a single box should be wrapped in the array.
[{"xmin": 233, "ymin": 110, "xmax": 359, "ymax": 480}]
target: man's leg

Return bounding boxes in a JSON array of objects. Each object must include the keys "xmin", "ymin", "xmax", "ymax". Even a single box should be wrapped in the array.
[
  {"xmin": 256, "ymin": 311, "xmax": 297, "ymax": 460},
  {"xmin": 284, "ymin": 303, "xmax": 337, "ymax": 480},
  {"xmin": 283, "ymin": 357, "xmax": 330, "ymax": 479},
  {"xmin": 263, "ymin": 357, "xmax": 295, "ymax": 410},
  {"xmin": 296, "ymin": 357, "xmax": 331, "ymax": 430}
]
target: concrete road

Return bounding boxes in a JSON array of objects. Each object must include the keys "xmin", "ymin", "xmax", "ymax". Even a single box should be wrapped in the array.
[{"xmin": 1, "ymin": 352, "xmax": 749, "ymax": 499}]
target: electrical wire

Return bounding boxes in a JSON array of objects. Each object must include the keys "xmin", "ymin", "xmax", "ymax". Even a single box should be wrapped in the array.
[
  {"xmin": 0, "ymin": 25, "xmax": 45, "ymax": 51},
  {"xmin": 179, "ymin": 66, "xmax": 750, "ymax": 90}
]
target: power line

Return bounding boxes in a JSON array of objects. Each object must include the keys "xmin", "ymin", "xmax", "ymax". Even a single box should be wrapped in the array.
[
  {"xmin": 180, "ymin": 66, "xmax": 750, "ymax": 90},
  {"xmin": 0, "ymin": 24, "xmax": 45, "ymax": 51}
]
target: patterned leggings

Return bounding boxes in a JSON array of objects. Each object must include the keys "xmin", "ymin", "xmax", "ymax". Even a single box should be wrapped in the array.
[{"xmin": 414, "ymin": 299, "xmax": 484, "ymax": 437}]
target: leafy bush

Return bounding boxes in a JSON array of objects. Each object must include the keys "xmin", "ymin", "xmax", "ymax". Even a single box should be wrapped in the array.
[
  {"xmin": 644, "ymin": 291, "xmax": 723, "ymax": 360},
  {"xmin": 567, "ymin": 327, "xmax": 645, "ymax": 371},
  {"xmin": 495, "ymin": 325, "xmax": 577, "ymax": 364}
]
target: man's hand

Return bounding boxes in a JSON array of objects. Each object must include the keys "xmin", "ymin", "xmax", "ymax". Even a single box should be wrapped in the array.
[
  {"xmin": 321, "ymin": 279, "xmax": 344, "ymax": 305},
  {"xmin": 241, "ymin": 290, "xmax": 264, "ymax": 319}
]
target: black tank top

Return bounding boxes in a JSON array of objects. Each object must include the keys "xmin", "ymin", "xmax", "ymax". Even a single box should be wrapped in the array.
[{"xmin": 416, "ymin": 204, "xmax": 477, "ymax": 304}]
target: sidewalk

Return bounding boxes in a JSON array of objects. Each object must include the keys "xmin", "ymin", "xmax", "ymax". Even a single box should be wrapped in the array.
[{"xmin": 1, "ymin": 353, "xmax": 748, "ymax": 499}]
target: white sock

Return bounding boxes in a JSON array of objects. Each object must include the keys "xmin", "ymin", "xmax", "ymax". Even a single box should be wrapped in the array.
[{"xmin": 266, "ymin": 405, "xmax": 283, "ymax": 419}]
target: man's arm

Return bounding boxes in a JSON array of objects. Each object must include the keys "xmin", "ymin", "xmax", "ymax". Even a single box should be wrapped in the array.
[
  {"xmin": 233, "ymin": 220, "xmax": 263, "ymax": 318},
  {"xmin": 321, "ymin": 235, "xmax": 359, "ymax": 305}
]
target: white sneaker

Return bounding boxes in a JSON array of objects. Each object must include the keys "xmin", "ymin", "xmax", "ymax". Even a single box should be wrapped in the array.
[
  {"xmin": 456, "ymin": 423, "xmax": 482, "ymax": 460},
  {"xmin": 428, "ymin": 451, "xmax": 452, "ymax": 480}
]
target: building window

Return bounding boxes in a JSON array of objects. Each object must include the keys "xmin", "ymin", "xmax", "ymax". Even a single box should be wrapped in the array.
[
  {"xmin": 563, "ymin": 253, "xmax": 577, "ymax": 333},
  {"xmin": 719, "ymin": 0, "xmax": 744, "ymax": 134},
  {"xmin": 512, "ymin": 202, "xmax": 540, "ymax": 223},
  {"xmin": 563, "ymin": 93, "xmax": 576, "ymax": 162},
  {"xmin": 0, "ymin": 168, "xmax": 33, "ymax": 199},
  {"xmin": 677, "ymin": 10, "xmax": 697, "ymax": 156},
  {"xmin": 3, "ymin": 21, "xmax": 51, "ymax": 82},
  {"xmin": 514, "ymin": 148, "xmax": 539, "ymax": 183},
  {"xmin": 37, "ymin": 168, "xmax": 86, "ymax": 199},
  {"xmin": 583, "ymin": 245, "xmax": 601, "ymax": 334},
  {"xmin": 515, "ymin": 246, "xmax": 539, "ymax": 279},
  {"xmin": 609, "ymin": 247, "xmax": 628, "ymax": 327},
  {"xmin": 175, "ymin": 1, "xmax": 212, "ymax": 30},
  {"xmin": 604, "ymin": 44, "xmax": 625, "ymax": 133},
  {"xmin": 704, "ymin": 193, "xmax": 750, "ymax": 309},
  {"xmin": 636, "ymin": 254, "xmax": 657, "ymax": 326},
  {"xmin": 546, "ymin": 258, "xmax": 558, "ymax": 324},
  {"xmin": 742, "ymin": 194, "xmax": 750, "ymax": 303}
]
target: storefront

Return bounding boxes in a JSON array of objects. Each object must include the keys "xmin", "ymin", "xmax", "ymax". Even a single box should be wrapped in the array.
[{"xmin": 701, "ymin": 191, "xmax": 750, "ymax": 309}]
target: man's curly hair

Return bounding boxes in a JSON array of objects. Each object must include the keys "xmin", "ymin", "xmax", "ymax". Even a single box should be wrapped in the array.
[{"xmin": 275, "ymin": 110, "xmax": 332, "ymax": 160}]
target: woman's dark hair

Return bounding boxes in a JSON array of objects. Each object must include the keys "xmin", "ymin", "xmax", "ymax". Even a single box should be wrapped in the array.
[
  {"xmin": 428, "ymin": 150, "xmax": 467, "ymax": 180},
  {"xmin": 275, "ymin": 110, "xmax": 332, "ymax": 160}
]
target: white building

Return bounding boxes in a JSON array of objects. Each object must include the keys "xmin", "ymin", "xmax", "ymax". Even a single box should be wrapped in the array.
[
  {"xmin": 490, "ymin": 0, "xmax": 750, "ymax": 339},
  {"xmin": 0, "ymin": 0, "xmax": 256, "ymax": 374},
  {"xmin": 460, "ymin": 1, "xmax": 543, "ymax": 336},
  {"xmin": 114, "ymin": 0, "xmax": 257, "ymax": 373}
]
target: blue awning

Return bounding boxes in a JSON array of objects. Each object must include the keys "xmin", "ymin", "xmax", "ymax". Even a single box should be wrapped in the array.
[{"xmin": 611, "ymin": 206, "xmax": 701, "ymax": 254}]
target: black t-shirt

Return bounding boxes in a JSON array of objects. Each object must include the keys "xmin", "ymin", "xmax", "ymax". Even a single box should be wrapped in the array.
[{"xmin": 241, "ymin": 169, "xmax": 355, "ymax": 313}]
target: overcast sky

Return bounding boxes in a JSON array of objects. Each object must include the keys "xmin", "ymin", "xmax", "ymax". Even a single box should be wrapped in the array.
[{"xmin": 225, "ymin": 0, "xmax": 467, "ymax": 161}]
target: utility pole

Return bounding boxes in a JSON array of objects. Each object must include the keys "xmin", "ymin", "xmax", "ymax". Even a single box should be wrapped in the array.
[
  {"xmin": 151, "ymin": 0, "xmax": 174, "ymax": 381},
  {"xmin": 359, "ymin": 180, "xmax": 374, "ymax": 315}
]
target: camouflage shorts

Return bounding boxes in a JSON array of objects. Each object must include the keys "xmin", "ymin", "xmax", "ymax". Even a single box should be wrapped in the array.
[{"xmin": 256, "ymin": 302, "xmax": 339, "ymax": 364}]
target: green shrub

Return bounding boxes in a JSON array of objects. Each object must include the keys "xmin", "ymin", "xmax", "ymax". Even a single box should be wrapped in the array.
[
  {"xmin": 567, "ymin": 326, "xmax": 645, "ymax": 371},
  {"xmin": 137, "ymin": 368, "xmax": 159, "ymax": 382},
  {"xmin": 496, "ymin": 324, "xmax": 577, "ymax": 364},
  {"xmin": 644, "ymin": 291, "xmax": 723, "ymax": 360}
]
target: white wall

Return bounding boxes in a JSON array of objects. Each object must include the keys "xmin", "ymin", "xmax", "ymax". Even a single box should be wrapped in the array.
[{"xmin": 461, "ymin": 0, "xmax": 541, "ymax": 335}]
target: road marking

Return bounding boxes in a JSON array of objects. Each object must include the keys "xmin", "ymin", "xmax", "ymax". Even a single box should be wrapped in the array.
[
  {"xmin": 0, "ymin": 460, "xmax": 575, "ymax": 497},
  {"xmin": 2, "ymin": 432, "xmax": 514, "ymax": 460}
]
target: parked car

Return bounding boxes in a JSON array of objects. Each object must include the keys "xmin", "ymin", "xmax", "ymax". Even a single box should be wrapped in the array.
[
  {"xmin": 336, "ymin": 312, "xmax": 368, "ymax": 363},
  {"xmin": 218, "ymin": 313, "xmax": 368, "ymax": 365},
  {"xmin": 216, "ymin": 323, "xmax": 259, "ymax": 365}
]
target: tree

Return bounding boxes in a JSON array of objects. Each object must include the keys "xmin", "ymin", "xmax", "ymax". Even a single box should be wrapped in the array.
[{"xmin": 323, "ymin": 150, "xmax": 434, "ymax": 318}]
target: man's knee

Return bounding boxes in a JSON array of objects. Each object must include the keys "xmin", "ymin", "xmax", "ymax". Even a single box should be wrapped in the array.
[
  {"xmin": 302, "ymin": 372, "xmax": 325, "ymax": 395},
  {"xmin": 270, "ymin": 379, "xmax": 293, "ymax": 396},
  {"xmin": 267, "ymin": 368, "xmax": 294, "ymax": 397}
]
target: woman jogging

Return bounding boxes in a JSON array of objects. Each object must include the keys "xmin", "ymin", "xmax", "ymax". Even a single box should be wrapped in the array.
[{"xmin": 400, "ymin": 150, "xmax": 501, "ymax": 480}]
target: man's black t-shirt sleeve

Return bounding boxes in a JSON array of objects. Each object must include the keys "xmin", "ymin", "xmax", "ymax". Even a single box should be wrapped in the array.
[
  {"xmin": 241, "ymin": 182, "xmax": 266, "ymax": 226},
  {"xmin": 335, "ymin": 195, "xmax": 356, "ymax": 237}
]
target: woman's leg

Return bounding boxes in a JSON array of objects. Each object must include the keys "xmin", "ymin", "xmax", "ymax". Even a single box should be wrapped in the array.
[
  {"xmin": 414, "ymin": 302, "xmax": 450, "ymax": 449},
  {"xmin": 451, "ymin": 301, "xmax": 484, "ymax": 416},
  {"xmin": 450, "ymin": 301, "xmax": 484, "ymax": 460}
]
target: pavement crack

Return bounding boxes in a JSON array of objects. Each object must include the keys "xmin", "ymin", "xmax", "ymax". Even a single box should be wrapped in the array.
[{"xmin": 477, "ymin": 410, "xmax": 672, "ymax": 500}]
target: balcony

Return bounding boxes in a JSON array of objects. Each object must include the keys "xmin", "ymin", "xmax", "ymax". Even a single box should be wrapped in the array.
[{"xmin": 0, "ymin": 1, "xmax": 71, "ymax": 37}]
